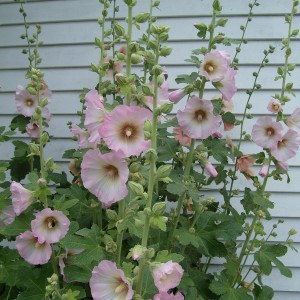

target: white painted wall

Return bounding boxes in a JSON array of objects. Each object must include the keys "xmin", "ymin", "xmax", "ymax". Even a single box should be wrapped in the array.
[{"xmin": 0, "ymin": 0, "xmax": 299, "ymax": 298}]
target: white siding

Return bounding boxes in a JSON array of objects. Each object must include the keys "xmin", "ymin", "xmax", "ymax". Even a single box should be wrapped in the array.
[{"xmin": 0, "ymin": 0, "xmax": 299, "ymax": 298}]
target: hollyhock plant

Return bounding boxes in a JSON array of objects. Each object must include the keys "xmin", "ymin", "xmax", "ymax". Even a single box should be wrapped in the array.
[
  {"xmin": 252, "ymin": 116, "xmax": 283, "ymax": 149},
  {"xmin": 15, "ymin": 85, "xmax": 38, "ymax": 117},
  {"xmin": 16, "ymin": 231, "xmax": 52, "ymax": 265},
  {"xmin": 287, "ymin": 108, "xmax": 300, "ymax": 134},
  {"xmin": 236, "ymin": 154, "xmax": 256, "ymax": 177},
  {"xmin": 214, "ymin": 67, "xmax": 237, "ymax": 101},
  {"xmin": 153, "ymin": 292, "xmax": 184, "ymax": 300},
  {"xmin": 31, "ymin": 208, "xmax": 70, "ymax": 244},
  {"xmin": 267, "ymin": 99, "xmax": 282, "ymax": 114},
  {"xmin": 173, "ymin": 126, "xmax": 192, "ymax": 147},
  {"xmin": 26, "ymin": 121, "xmax": 40, "ymax": 138},
  {"xmin": 89, "ymin": 260, "xmax": 134, "ymax": 300},
  {"xmin": 84, "ymin": 89, "xmax": 106, "ymax": 144},
  {"xmin": 100, "ymin": 105, "xmax": 152, "ymax": 157},
  {"xmin": 168, "ymin": 88, "xmax": 186, "ymax": 104},
  {"xmin": 199, "ymin": 50, "xmax": 230, "ymax": 82},
  {"xmin": 0, "ymin": 206, "xmax": 15, "ymax": 227},
  {"xmin": 271, "ymin": 129, "xmax": 300, "ymax": 161},
  {"xmin": 81, "ymin": 149, "xmax": 129, "ymax": 206},
  {"xmin": 177, "ymin": 96, "xmax": 221, "ymax": 139},
  {"xmin": 10, "ymin": 181, "xmax": 34, "ymax": 216}
]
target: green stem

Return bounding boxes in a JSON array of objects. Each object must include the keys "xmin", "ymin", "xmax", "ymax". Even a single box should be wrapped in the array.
[
  {"xmin": 5, "ymin": 286, "xmax": 12, "ymax": 300},
  {"xmin": 97, "ymin": 203, "xmax": 102, "ymax": 229},
  {"xmin": 125, "ymin": 5, "xmax": 133, "ymax": 106},
  {"xmin": 51, "ymin": 245, "xmax": 60, "ymax": 288},
  {"xmin": 98, "ymin": 12, "xmax": 106, "ymax": 94},
  {"xmin": 20, "ymin": 3, "xmax": 32, "ymax": 67},
  {"xmin": 112, "ymin": 0, "xmax": 117, "ymax": 102},
  {"xmin": 116, "ymin": 199, "xmax": 125, "ymax": 267}
]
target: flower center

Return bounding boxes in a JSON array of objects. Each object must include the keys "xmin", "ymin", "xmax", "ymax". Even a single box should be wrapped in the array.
[
  {"xmin": 194, "ymin": 110, "xmax": 206, "ymax": 121},
  {"xmin": 105, "ymin": 165, "xmax": 119, "ymax": 178},
  {"xmin": 33, "ymin": 123, "xmax": 39, "ymax": 129},
  {"xmin": 115, "ymin": 281, "xmax": 128, "ymax": 295},
  {"xmin": 25, "ymin": 98, "xmax": 34, "ymax": 107},
  {"xmin": 266, "ymin": 127, "xmax": 275, "ymax": 136},
  {"xmin": 125, "ymin": 127, "xmax": 133, "ymax": 137},
  {"xmin": 278, "ymin": 139, "xmax": 287, "ymax": 148},
  {"xmin": 120, "ymin": 123, "xmax": 138, "ymax": 141},
  {"xmin": 45, "ymin": 217, "xmax": 57, "ymax": 229},
  {"xmin": 272, "ymin": 103, "xmax": 279, "ymax": 110},
  {"xmin": 204, "ymin": 62, "xmax": 214, "ymax": 73}
]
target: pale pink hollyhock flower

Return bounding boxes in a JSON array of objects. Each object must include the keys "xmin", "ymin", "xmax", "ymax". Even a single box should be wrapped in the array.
[
  {"xmin": 84, "ymin": 89, "xmax": 106, "ymax": 144},
  {"xmin": 81, "ymin": 149, "xmax": 129, "ymax": 207},
  {"xmin": 100, "ymin": 105, "xmax": 152, "ymax": 157},
  {"xmin": 236, "ymin": 154, "xmax": 256, "ymax": 177},
  {"xmin": 212, "ymin": 130, "xmax": 223, "ymax": 138},
  {"xmin": 131, "ymin": 245, "xmax": 147, "ymax": 261},
  {"xmin": 204, "ymin": 162, "xmax": 218, "ymax": 177},
  {"xmin": 0, "ymin": 206, "xmax": 15, "ymax": 227},
  {"xmin": 199, "ymin": 50, "xmax": 230, "ymax": 82},
  {"xmin": 26, "ymin": 121, "xmax": 40, "ymax": 138},
  {"xmin": 271, "ymin": 129, "xmax": 300, "ymax": 162},
  {"xmin": 145, "ymin": 81, "xmax": 170, "ymax": 110},
  {"xmin": 10, "ymin": 181, "xmax": 34, "ymax": 216},
  {"xmin": 90, "ymin": 260, "xmax": 134, "ymax": 300},
  {"xmin": 267, "ymin": 99, "xmax": 282, "ymax": 114},
  {"xmin": 16, "ymin": 231, "xmax": 52, "ymax": 265},
  {"xmin": 15, "ymin": 85, "xmax": 38, "ymax": 117},
  {"xmin": 71, "ymin": 123, "xmax": 94, "ymax": 149},
  {"xmin": 169, "ymin": 89, "xmax": 186, "ymax": 104},
  {"xmin": 222, "ymin": 99, "xmax": 234, "ymax": 113},
  {"xmin": 287, "ymin": 108, "xmax": 300, "ymax": 134},
  {"xmin": 173, "ymin": 127, "xmax": 191, "ymax": 147},
  {"xmin": 105, "ymin": 56, "xmax": 125, "ymax": 77},
  {"xmin": 31, "ymin": 208, "xmax": 70, "ymax": 244},
  {"xmin": 152, "ymin": 261, "xmax": 184, "ymax": 292},
  {"xmin": 252, "ymin": 116, "xmax": 283, "ymax": 149},
  {"xmin": 259, "ymin": 164, "xmax": 269, "ymax": 178},
  {"xmin": 42, "ymin": 106, "xmax": 52, "ymax": 122},
  {"xmin": 154, "ymin": 292, "xmax": 184, "ymax": 300},
  {"xmin": 215, "ymin": 67, "xmax": 237, "ymax": 101},
  {"xmin": 177, "ymin": 96, "xmax": 221, "ymax": 139},
  {"xmin": 277, "ymin": 161, "xmax": 289, "ymax": 171}
]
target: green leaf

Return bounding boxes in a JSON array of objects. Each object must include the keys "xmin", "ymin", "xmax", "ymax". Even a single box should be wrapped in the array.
[
  {"xmin": 64, "ymin": 265, "xmax": 92, "ymax": 283},
  {"xmin": 155, "ymin": 250, "xmax": 184, "ymax": 263},
  {"xmin": 0, "ymin": 213, "xmax": 32, "ymax": 236},
  {"xmin": 10, "ymin": 115, "xmax": 30, "ymax": 133},
  {"xmin": 254, "ymin": 244, "xmax": 292, "ymax": 277},
  {"xmin": 175, "ymin": 72, "xmax": 198, "ymax": 84},
  {"xmin": 157, "ymin": 137, "xmax": 178, "ymax": 162},
  {"xmin": 222, "ymin": 112, "xmax": 236, "ymax": 124},
  {"xmin": 203, "ymin": 138, "xmax": 231, "ymax": 164},
  {"xmin": 53, "ymin": 195, "xmax": 79, "ymax": 215},
  {"xmin": 253, "ymin": 284, "xmax": 274, "ymax": 300}
]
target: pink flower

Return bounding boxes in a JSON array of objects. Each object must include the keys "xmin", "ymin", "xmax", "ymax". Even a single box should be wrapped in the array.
[
  {"xmin": 276, "ymin": 161, "xmax": 289, "ymax": 171},
  {"xmin": 10, "ymin": 181, "xmax": 34, "ymax": 216},
  {"xmin": 15, "ymin": 85, "xmax": 38, "ymax": 117},
  {"xmin": 169, "ymin": 89, "xmax": 186, "ymax": 104},
  {"xmin": 154, "ymin": 292, "xmax": 184, "ymax": 300},
  {"xmin": 145, "ymin": 81, "xmax": 170, "ymax": 110},
  {"xmin": 177, "ymin": 96, "xmax": 221, "ymax": 139},
  {"xmin": 204, "ymin": 162, "xmax": 218, "ymax": 177},
  {"xmin": 16, "ymin": 231, "xmax": 52, "ymax": 265},
  {"xmin": 267, "ymin": 99, "xmax": 282, "ymax": 114},
  {"xmin": 173, "ymin": 127, "xmax": 191, "ymax": 147},
  {"xmin": 199, "ymin": 50, "xmax": 230, "ymax": 82},
  {"xmin": 89, "ymin": 260, "xmax": 134, "ymax": 300},
  {"xmin": 104, "ymin": 56, "xmax": 125, "ymax": 77},
  {"xmin": 42, "ymin": 107, "xmax": 52, "ymax": 122},
  {"xmin": 81, "ymin": 149, "xmax": 129, "ymax": 207},
  {"xmin": 259, "ymin": 164, "xmax": 269, "ymax": 177},
  {"xmin": 0, "ymin": 206, "xmax": 15, "ymax": 227},
  {"xmin": 271, "ymin": 129, "xmax": 300, "ymax": 161},
  {"xmin": 236, "ymin": 154, "xmax": 256, "ymax": 177},
  {"xmin": 252, "ymin": 116, "xmax": 283, "ymax": 149},
  {"xmin": 31, "ymin": 208, "xmax": 70, "ymax": 244},
  {"xmin": 222, "ymin": 99, "xmax": 234, "ymax": 112},
  {"xmin": 224, "ymin": 120, "xmax": 234, "ymax": 131},
  {"xmin": 287, "ymin": 108, "xmax": 300, "ymax": 134},
  {"xmin": 214, "ymin": 67, "xmax": 237, "ymax": 101},
  {"xmin": 71, "ymin": 123, "xmax": 94, "ymax": 148},
  {"xmin": 100, "ymin": 105, "xmax": 152, "ymax": 157},
  {"xmin": 26, "ymin": 121, "xmax": 40, "ymax": 138},
  {"xmin": 212, "ymin": 130, "xmax": 223, "ymax": 138},
  {"xmin": 152, "ymin": 261, "xmax": 184, "ymax": 292},
  {"xmin": 84, "ymin": 89, "xmax": 106, "ymax": 144}
]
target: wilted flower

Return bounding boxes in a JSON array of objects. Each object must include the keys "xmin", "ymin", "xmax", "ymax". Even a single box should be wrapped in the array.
[
  {"xmin": 152, "ymin": 261, "xmax": 184, "ymax": 292},
  {"xmin": 271, "ymin": 129, "xmax": 300, "ymax": 161},
  {"xmin": 204, "ymin": 162, "xmax": 218, "ymax": 177},
  {"xmin": 0, "ymin": 206, "xmax": 15, "ymax": 227},
  {"xmin": 267, "ymin": 99, "xmax": 282, "ymax": 114},
  {"xmin": 199, "ymin": 50, "xmax": 230, "ymax": 82},
  {"xmin": 169, "ymin": 89, "xmax": 186, "ymax": 104},
  {"xmin": 287, "ymin": 108, "xmax": 300, "ymax": 134},
  {"xmin": 15, "ymin": 85, "xmax": 38, "ymax": 117},
  {"xmin": 89, "ymin": 260, "xmax": 134, "ymax": 300},
  {"xmin": 16, "ymin": 231, "xmax": 52, "ymax": 265},
  {"xmin": 154, "ymin": 291, "xmax": 184, "ymax": 300},
  {"xmin": 223, "ymin": 120, "xmax": 234, "ymax": 131},
  {"xmin": 236, "ymin": 154, "xmax": 256, "ymax": 177},
  {"xmin": 214, "ymin": 67, "xmax": 237, "ymax": 101},
  {"xmin": 173, "ymin": 126, "xmax": 192, "ymax": 147},
  {"xmin": 10, "ymin": 181, "xmax": 34, "ymax": 216},
  {"xmin": 31, "ymin": 208, "xmax": 70, "ymax": 244},
  {"xmin": 68, "ymin": 159, "xmax": 81, "ymax": 176},
  {"xmin": 100, "ymin": 105, "xmax": 152, "ymax": 157},
  {"xmin": 177, "ymin": 96, "xmax": 221, "ymax": 139},
  {"xmin": 26, "ymin": 121, "xmax": 40, "ymax": 138},
  {"xmin": 81, "ymin": 149, "xmax": 129, "ymax": 207},
  {"xmin": 258, "ymin": 163, "xmax": 269, "ymax": 178},
  {"xmin": 252, "ymin": 116, "xmax": 283, "ymax": 149}
]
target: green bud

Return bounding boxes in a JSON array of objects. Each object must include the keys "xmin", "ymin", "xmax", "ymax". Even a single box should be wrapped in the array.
[
  {"xmin": 159, "ymin": 101, "xmax": 173, "ymax": 114},
  {"xmin": 28, "ymin": 143, "xmax": 40, "ymax": 156},
  {"xmin": 193, "ymin": 22, "xmax": 207, "ymax": 31},
  {"xmin": 153, "ymin": 0, "xmax": 160, "ymax": 7},
  {"xmin": 115, "ymin": 73, "xmax": 127, "ymax": 85},
  {"xmin": 142, "ymin": 84, "xmax": 153, "ymax": 96},
  {"xmin": 40, "ymin": 132, "xmax": 49, "ymax": 145},
  {"xmin": 35, "ymin": 106, "xmax": 42, "ymax": 114},
  {"xmin": 131, "ymin": 53, "xmax": 143, "ymax": 64},
  {"xmin": 27, "ymin": 87, "xmax": 37, "ymax": 95},
  {"xmin": 135, "ymin": 12, "xmax": 150, "ymax": 23},
  {"xmin": 128, "ymin": 181, "xmax": 144, "ymax": 196},
  {"xmin": 145, "ymin": 50, "xmax": 155, "ymax": 61},
  {"xmin": 144, "ymin": 119, "xmax": 152, "ymax": 132},
  {"xmin": 289, "ymin": 228, "xmax": 297, "ymax": 235},
  {"xmin": 288, "ymin": 64, "xmax": 296, "ymax": 71},
  {"xmin": 151, "ymin": 64, "xmax": 163, "ymax": 76},
  {"xmin": 45, "ymin": 157, "xmax": 54, "ymax": 170},
  {"xmin": 90, "ymin": 63, "xmax": 99, "ymax": 74},
  {"xmin": 106, "ymin": 209, "xmax": 118, "ymax": 221},
  {"xmin": 114, "ymin": 23, "xmax": 126, "ymax": 36},
  {"xmin": 159, "ymin": 46, "xmax": 173, "ymax": 57},
  {"xmin": 130, "ymin": 162, "xmax": 140, "ymax": 173},
  {"xmin": 152, "ymin": 202, "xmax": 166, "ymax": 215},
  {"xmin": 156, "ymin": 164, "xmax": 172, "ymax": 179},
  {"xmin": 128, "ymin": 42, "xmax": 139, "ymax": 53},
  {"xmin": 123, "ymin": 0, "xmax": 137, "ymax": 6},
  {"xmin": 216, "ymin": 18, "xmax": 228, "ymax": 27},
  {"xmin": 144, "ymin": 131, "xmax": 152, "ymax": 140},
  {"xmin": 98, "ymin": 17, "xmax": 104, "ymax": 25},
  {"xmin": 116, "ymin": 52, "xmax": 126, "ymax": 60}
]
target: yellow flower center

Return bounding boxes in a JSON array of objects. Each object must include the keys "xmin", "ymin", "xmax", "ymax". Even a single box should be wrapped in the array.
[{"xmin": 26, "ymin": 98, "xmax": 34, "ymax": 107}]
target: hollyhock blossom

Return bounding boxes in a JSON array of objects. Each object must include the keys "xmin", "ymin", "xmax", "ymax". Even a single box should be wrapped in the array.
[
  {"xmin": 199, "ymin": 50, "xmax": 230, "ymax": 82},
  {"xmin": 10, "ymin": 181, "xmax": 34, "ymax": 216},
  {"xmin": 287, "ymin": 108, "xmax": 300, "ymax": 134},
  {"xmin": 31, "ymin": 208, "xmax": 70, "ymax": 244},
  {"xmin": 89, "ymin": 260, "xmax": 134, "ymax": 300},
  {"xmin": 169, "ymin": 89, "xmax": 186, "ymax": 104},
  {"xmin": 16, "ymin": 231, "xmax": 52, "ymax": 265},
  {"xmin": 224, "ymin": 120, "xmax": 234, "ymax": 131},
  {"xmin": 154, "ymin": 292, "xmax": 184, "ymax": 300},
  {"xmin": 26, "ymin": 121, "xmax": 40, "ymax": 138},
  {"xmin": 267, "ymin": 99, "xmax": 282, "ymax": 114},
  {"xmin": 212, "ymin": 130, "xmax": 223, "ymax": 138},
  {"xmin": 100, "ymin": 105, "xmax": 152, "ymax": 157},
  {"xmin": 0, "ymin": 206, "xmax": 15, "ymax": 227},
  {"xmin": 71, "ymin": 123, "xmax": 94, "ymax": 148},
  {"xmin": 236, "ymin": 154, "xmax": 256, "ymax": 177},
  {"xmin": 81, "ymin": 149, "xmax": 129, "ymax": 206},
  {"xmin": 42, "ymin": 106, "xmax": 52, "ymax": 122},
  {"xmin": 271, "ymin": 129, "xmax": 300, "ymax": 161},
  {"xmin": 277, "ymin": 161, "xmax": 289, "ymax": 171},
  {"xmin": 177, "ymin": 97, "xmax": 221, "ymax": 139},
  {"xmin": 173, "ymin": 126, "xmax": 191, "ymax": 147},
  {"xmin": 259, "ymin": 163, "xmax": 269, "ymax": 177},
  {"xmin": 152, "ymin": 261, "xmax": 184, "ymax": 292},
  {"xmin": 104, "ymin": 56, "xmax": 125, "ymax": 77},
  {"xmin": 84, "ymin": 89, "xmax": 106, "ymax": 144},
  {"xmin": 204, "ymin": 162, "xmax": 218, "ymax": 177},
  {"xmin": 252, "ymin": 116, "xmax": 283, "ymax": 149},
  {"xmin": 214, "ymin": 67, "xmax": 237, "ymax": 101},
  {"xmin": 15, "ymin": 85, "xmax": 38, "ymax": 117}
]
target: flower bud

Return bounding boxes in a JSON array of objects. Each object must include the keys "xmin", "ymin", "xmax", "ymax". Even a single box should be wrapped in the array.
[
  {"xmin": 28, "ymin": 143, "xmax": 40, "ymax": 156},
  {"xmin": 131, "ymin": 54, "xmax": 143, "ymax": 64},
  {"xmin": 152, "ymin": 202, "xmax": 166, "ymax": 215},
  {"xmin": 159, "ymin": 101, "xmax": 173, "ymax": 114},
  {"xmin": 106, "ymin": 209, "xmax": 118, "ymax": 221},
  {"xmin": 169, "ymin": 89, "xmax": 186, "ymax": 104},
  {"xmin": 159, "ymin": 46, "xmax": 173, "ymax": 57},
  {"xmin": 128, "ymin": 181, "xmax": 144, "ymax": 196},
  {"xmin": 151, "ymin": 64, "xmax": 163, "ymax": 76},
  {"xmin": 135, "ymin": 12, "xmax": 150, "ymax": 23},
  {"xmin": 114, "ymin": 23, "xmax": 125, "ymax": 36},
  {"xmin": 156, "ymin": 164, "xmax": 172, "ymax": 179}
]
